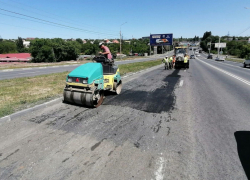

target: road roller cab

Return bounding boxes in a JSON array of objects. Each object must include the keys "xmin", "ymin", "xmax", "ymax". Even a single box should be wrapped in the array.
[{"xmin": 63, "ymin": 56, "xmax": 122, "ymax": 107}]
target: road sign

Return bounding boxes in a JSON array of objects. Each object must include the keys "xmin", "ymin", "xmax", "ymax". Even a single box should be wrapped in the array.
[
  {"xmin": 215, "ymin": 43, "xmax": 226, "ymax": 48},
  {"xmin": 207, "ymin": 42, "xmax": 211, "ymax": 46},
  {"xmin": 150, "ymin": 34, "xmax": 173, "ymax": 46},
  {"xmin": 220, "ymin": 51, "xmax": 223, "ymax": 54}
]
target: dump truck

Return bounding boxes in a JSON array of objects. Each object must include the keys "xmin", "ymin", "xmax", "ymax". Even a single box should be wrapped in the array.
[
  {"xmin": 63, "ymin": 56, "xmax": 122, "ymax": 107},
  {"xmin": 174, "ymin": 46, "xmax": 189, "ymax": 69}
]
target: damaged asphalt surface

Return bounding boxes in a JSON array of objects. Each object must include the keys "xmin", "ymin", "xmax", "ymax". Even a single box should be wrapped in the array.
[{"xmin": 1, "ymin": 57, "xmax": 250, "ymax": 179}]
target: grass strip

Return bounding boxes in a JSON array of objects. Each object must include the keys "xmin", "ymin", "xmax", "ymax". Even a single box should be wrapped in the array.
[
  {"xmin": 0, "ymin": 59, "xmax": 162, "ymax": 117},
  {"xmin": 119, "ymin": 59, "xmax": 162, "ymax": 76},
  {"xmin": 0, "ymin": 61, "xmax": 89, "ymax": 70},
  {"xmin": 225, "ymin": 58, "xmax": 244, "ymax": 63}
]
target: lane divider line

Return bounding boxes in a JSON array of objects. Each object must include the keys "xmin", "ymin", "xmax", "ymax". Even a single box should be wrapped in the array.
[
  {"xmin": 2, "ymin": 69, "xmax": 13, "ymax": 72},
  {"xmin": 196, "ymin": 58, "xmax": 250, "ymax": 86},
  {"xmin": 204, "ymin": 59, "xmax": 250, "ymax": 71}
]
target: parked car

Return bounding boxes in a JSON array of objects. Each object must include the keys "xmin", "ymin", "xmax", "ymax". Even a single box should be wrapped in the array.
[
  {"xmin": 215, "ymin": 56, "xmax": 225, "ymax": 61},
  {"xmin": 190, "ymin": 55, "xmax": 195, "ymax": 59},
  {"xmin": 243, "ymin": 59, "xmax": 250, "ymax": 68},
  {"xmin": 207, "ymin": 54, "xmax": 213, "ymax": 59}
]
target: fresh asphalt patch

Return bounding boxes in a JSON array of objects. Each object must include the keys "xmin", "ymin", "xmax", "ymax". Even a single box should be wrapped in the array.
[
  {"xmin": 27, "ymin": 67, "xmax": 182, "ymax": 152},
  {"xmin": 104, "ymin": 69, "xmax": 180, "ymax": 113}
]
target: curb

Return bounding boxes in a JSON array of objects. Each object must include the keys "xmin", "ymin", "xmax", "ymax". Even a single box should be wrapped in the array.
[
  {"xmin": 0, "ymin": 98, "xmax": 63, "ymax": 124},
  {"xmin": 0, "ymin": 64, "xmax": 80, "ymax": 73}
]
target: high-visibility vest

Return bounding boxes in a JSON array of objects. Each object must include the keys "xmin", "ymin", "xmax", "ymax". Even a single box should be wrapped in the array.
[
  {"xmin": 184, "ymin": 57, "xmax": 188, "ymax": 63},
  {"xmin": 169, "ymin": 57, "xmax": 173, "ymax": 62},
  {"xmin": 163, "ymin": 58, "xmax": 168, "ymax": 63}
]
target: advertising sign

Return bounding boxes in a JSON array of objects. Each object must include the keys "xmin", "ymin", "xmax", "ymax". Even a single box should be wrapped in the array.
[
  {"xmin": 150, "ymin": 34, "xmax": 173, "ymax": 46},
  {"xmin": 215, "ymin": 43, "xmax": 226, "ymax": 48}
]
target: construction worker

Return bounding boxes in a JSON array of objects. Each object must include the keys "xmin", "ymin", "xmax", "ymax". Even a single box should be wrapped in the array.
[
  {"xmin": 162, "ymin": 56, "xmax": 169, "ymax": 70},
  {"xmin": 184, "ymin": 53, "xmax": 189, "ymax": 69},
  {"xmin": 99, "ymin": 43, "xmax": 113, "ymax": 61},
  {"xmin": 172, "ymin": 55, "xmax": 176, "ymax": 69},
  {"xmin": 169, "ymin": 56, "xmax": 173, "ymax": 69}
]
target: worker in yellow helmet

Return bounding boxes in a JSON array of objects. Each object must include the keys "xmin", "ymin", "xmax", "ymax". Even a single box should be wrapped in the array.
[
  {"xmin": 169, "ymin": 56, "xmax": 173, "ymax": 69},
  {"xmin": 162, "ymin": 55, "xmax": 169, "ymax": 70},
  {"xmin": 184, "ymin": 53, "xmax": 189, "ymax": 69}
]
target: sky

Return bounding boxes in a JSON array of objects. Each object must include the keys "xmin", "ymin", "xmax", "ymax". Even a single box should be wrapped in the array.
[{"xmin": 0, "ymin": 0, "xmax": 250, "ymax": 40}]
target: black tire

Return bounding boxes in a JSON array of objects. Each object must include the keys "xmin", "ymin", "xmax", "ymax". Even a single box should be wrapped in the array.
[
  {"xmin": 244, "ymin": 63, "xmax": 246, "ymax": 68},
  {"xmin": 113, "ymin": 81, "xmax": 122, "ymax": 95}
]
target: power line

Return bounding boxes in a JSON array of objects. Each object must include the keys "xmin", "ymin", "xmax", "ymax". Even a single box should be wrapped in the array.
[
  {"xmin": 0, "ymin": 22, "xmax": 74, "ymax": 38},
  {"xmin": 0, "ymin": 8, "xmax": 118, "ymax": 37},
  {"xmin": 0, "ymin": 0, "xmax": 118, "ymax": 34},
  {"xmin": 237, "ymin": 26, "xmax": 250, "ymax": 36}
]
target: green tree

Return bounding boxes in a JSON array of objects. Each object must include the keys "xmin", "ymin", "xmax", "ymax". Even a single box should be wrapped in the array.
[
  {"xmin": 0, "ymin": 41, "xmax": 17, "ymax": 53},
  {"xmin": 16, "ymin": 37, "xmax": 25, "ymax": 53},
  {"xmin": 76, "ymin": 38, "xmax": 83, "ymax": 44}
]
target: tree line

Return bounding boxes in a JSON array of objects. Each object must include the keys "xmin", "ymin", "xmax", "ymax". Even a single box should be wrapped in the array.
[
  {"xmin": 200, "ymin": 31, "xmax": 250, "ymax": 58},
  {"xmin": 0, "ymin": 37, "xmax": 151, "ymax": 62}
]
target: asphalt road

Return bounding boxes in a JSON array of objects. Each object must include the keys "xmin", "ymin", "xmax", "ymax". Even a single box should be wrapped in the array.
[
  {"xmin": 0, "ymin": 52, "xmax": 250, "ymax": 179},
  {"xmin": 0, "ymin": 54, "xmax": 170, "ymax": 80}
]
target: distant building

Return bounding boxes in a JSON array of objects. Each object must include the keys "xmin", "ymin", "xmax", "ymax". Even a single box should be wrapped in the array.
[
  {"xmin": 113, "ymin": 39, "xmax": 119, "ymax": 44},
  {"xmin": 104, "ymin": 39, "xmax": 110, "ymax": 43},
  {"xmin": 26, "ymin": 38, "xmax": 35, "ymax": 40},
  {"xmin": 142, "ymin": 36, "xmax": 150, "ymax": 39},
  {"xmin": 23, "ymin": 40, "xmax": 30, "ymax": 48},
  {"xmin": 0, "ymin": 53, "xmax": 31, "ymax": 62}
]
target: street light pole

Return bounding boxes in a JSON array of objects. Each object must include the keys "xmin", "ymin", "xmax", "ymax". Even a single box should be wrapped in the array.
[{"xmin": 120, "ymin": 22, "xmax": 127, "ymax": 54}]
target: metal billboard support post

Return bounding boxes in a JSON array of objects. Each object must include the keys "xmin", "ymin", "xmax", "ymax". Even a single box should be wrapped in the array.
[
  {"xmin": 150, "ymin": 46, "xmax": 151, "ymax": 56},
  {"xmin": 209, "ymin": 41, "xmax": 211, "ymax": 54},
  {"xmin": 217, "ymin": 37, "xmax": 220, "ymax": 57}
]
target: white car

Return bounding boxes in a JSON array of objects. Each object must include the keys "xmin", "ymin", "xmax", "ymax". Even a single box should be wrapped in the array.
[
  {"xmin": 215, "ymin": 56, "xmax": 225, "ymax": 61},
  {"xmin": 196, "ymin": 54, "xmax": 200, "ymax": 57},
  {"xmin": 243, "ymin": 59, "xmax": 250, "ymax": 68}
]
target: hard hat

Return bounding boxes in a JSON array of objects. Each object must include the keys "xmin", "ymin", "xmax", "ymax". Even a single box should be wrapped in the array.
[
  {"xmin": 99, "ymin": 42, "xmax": 103, "ymax": 47},
  {"xmin": 165, "ymin": 56, "xmax": 168, "ymax": 58}
]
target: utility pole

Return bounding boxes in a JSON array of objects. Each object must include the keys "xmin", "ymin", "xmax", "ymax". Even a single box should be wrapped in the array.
[
  {"xmin": 120, "ymin": 22, "xmax": 127, "ymax": 54},
  {"xmin": 120, "ymin": 30, "xmax": 121, "ymax": 54}
]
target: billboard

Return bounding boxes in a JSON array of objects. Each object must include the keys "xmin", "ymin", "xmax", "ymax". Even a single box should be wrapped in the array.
[
  {"xmin": 215, "ymin": 43, "xmax": 226, "ymax": 48},
  {"xmin": 150, "ymin": 33, "xmax": 173, "ymax": 46}
]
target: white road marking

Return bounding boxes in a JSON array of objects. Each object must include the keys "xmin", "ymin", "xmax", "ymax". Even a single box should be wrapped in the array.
[
  {"xmin": 197, "ymin": 58, "xmax": 250, "ymax": 86},
  {"xmin": 204, "ymin": 59, "xmax": 250, "ymax": 71},
  {"xmin": 155, "ymin": 156, "xmax": 165, "ymax": 180},
  {"xmin": 18, "ymin": 72, "xmax": 37, "ymax": 75},
  {"xmin": 179, "ymin": 80, "xmax": 184, "ymax": 87},
  {"xmin": 2, "ymin": 69, "xmax": 13, "ymax": 72},
  {"xmin": 22, "ymin": 68, "xmax": 32, "ymax": 70},
  {"xmin": 38, "ymin": 67, "xmax": 46, "ymax": 69}
]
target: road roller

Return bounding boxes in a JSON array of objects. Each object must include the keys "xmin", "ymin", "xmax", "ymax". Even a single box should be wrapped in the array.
[{"xmin": 63, "ymin": 56, "xmax": 122, "ymax": 107}]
